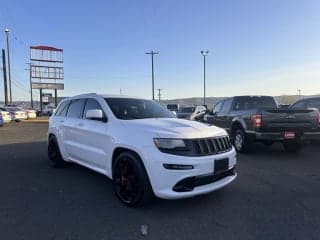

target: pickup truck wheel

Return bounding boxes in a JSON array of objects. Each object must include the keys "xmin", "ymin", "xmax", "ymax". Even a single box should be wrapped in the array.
[
  {"xmin": 48, "ymin": 136, "xmax": 66, "ymax": 168},
  {"xmin": 233, "ymin": 129, "xmax": 249, "ymax": 153},
  {"xmin": 113, "ymin": 152, "xmax": 154, "ymax": 207},
  {"xmin": 283, "ymin": 141, "xmax": 302, "ymax": 153}
]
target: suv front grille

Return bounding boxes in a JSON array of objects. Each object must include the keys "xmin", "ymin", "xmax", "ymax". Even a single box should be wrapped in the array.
[
  {"xmin": 159, "ymin": 136, "xmax": 233, "ymax": 156},
  {"xmin": 185, "ymin": 136, "xmax": 232, "ymax": 156}
]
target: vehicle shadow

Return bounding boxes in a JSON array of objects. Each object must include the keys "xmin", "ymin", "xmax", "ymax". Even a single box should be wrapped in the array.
[{"xmin": 238, "ymin": 141, "xmax": 318, "ymax": 157}]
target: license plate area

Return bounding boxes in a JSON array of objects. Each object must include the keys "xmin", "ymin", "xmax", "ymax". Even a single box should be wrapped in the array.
[
  {"xmin": 284, "ymin": 131, "xmax": 295, "ymax": 139},
  {"xmin": 214, "ymin": 158, "xmax": 229, "ymax": 174}
]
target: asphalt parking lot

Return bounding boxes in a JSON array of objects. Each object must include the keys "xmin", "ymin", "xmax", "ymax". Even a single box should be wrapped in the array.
[{"xmin": 0, "ymin": 123, "xmax": 319, "ymax": 240}]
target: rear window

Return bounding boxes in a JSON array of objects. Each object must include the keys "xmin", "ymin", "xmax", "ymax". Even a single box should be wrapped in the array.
[
  {"xmin": 307, "ymin": 99, "xmax": 320, "ymax": 110},
  {"xmin": 167, "ymin": 104, "xmax": 178, "ymax": 111},
  {"xmin": 290, "ymin": 100, "xmax": 307, "ymax": 109},
  {"xmin": 233, "ymin": 96, "xmax": 277, "ymax": 110}
]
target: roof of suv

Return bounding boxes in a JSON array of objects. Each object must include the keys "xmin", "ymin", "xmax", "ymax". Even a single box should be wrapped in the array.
[{"xmin": 67, "ymin": 93, "xmax": 146, "ymax": 100}]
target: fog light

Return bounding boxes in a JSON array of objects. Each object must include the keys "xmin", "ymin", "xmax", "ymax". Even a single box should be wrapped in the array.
[{"xmin": 163, "ymin": 164, "xmax": 194, "ymax": 170}]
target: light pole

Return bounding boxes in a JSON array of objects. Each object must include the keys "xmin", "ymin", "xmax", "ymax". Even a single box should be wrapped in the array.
[
  {"xmin": 201, "ymin": 50, "xmax": 209, "ymax": 105},
  {"xmin": 5, "ymin": 28, "xmax": 12, "ymax": 103},
  {"xmin": 146, "ymin": 50, "xmax": 159, "ymax": 100}
]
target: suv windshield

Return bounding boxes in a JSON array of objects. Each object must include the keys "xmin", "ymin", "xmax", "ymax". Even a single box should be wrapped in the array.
[
  {"xmin": 105, "ymin": 98, "xmax": 175, "ymax": 120},
  {"xmin": 179, "ymin": 107, "xmax": 195, "ymax": 113}
]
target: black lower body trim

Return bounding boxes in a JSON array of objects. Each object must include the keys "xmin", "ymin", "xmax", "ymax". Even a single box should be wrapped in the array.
[{"xmin": 173, "ymin": 168, "xmax": 236, "ymax": 192}]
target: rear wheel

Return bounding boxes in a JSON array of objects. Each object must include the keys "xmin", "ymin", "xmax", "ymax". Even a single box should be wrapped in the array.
[
  {"xmin": 113, "ymin": 152, "xmax": 154, "ymax": 207},
  {"xmin": 233, "ymin": 128, "xmax": 249, "ymax": 153},
  {"xmin": 283, "ymin": 140, "xmax": 302, "ymax": 153},
  {"xmin": 48, "ymin": 135, "xmax": 66, "ymax": 168}
]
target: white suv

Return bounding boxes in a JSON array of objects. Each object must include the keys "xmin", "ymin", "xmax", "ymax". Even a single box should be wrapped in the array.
[{"xmin": 48, "ymin": 94, "xmax": 237, "ymax": 206}]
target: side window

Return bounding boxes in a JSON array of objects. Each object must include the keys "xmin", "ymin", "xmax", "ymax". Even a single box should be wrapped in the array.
[
  {"xmin": 83, "ymin": 98, "xmax": 106, "ymax": 120},
  {"xmin": 66, "ymin": 99, "xmax": 86, "ymax": 118},
  {"xmin": 233, "ymin": 97, "xmax": 249, "ymax": 111},
  {"xmin": 55, "ymin": 101, "xmax": 69, "ymax": 117},
  {"xmin": 291, "ymin": 100, "xmax": 306, "ymax": 109},
  {"xmin": 220, "ymin": 99, "xmax": 232, "ymax": 114},
  {"xmin": 212, "ymin": 102, "xmax": 223, "ymax": 113}
]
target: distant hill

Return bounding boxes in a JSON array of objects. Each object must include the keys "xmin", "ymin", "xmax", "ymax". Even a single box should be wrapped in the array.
[
  {"xmin": 162, "ymin": 97, "xmax": 221, "ymax": 107},
  {"xmin": 1, "ymin": 94, "xmax": 319, "ymax": 109},
  {"xmin": 161, "ymin": 94, "xmax": 320, "ymax": 109}
]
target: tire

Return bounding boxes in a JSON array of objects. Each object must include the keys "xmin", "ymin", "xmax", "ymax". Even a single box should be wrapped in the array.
[
  {"xmin": 113, "ymin": 152, "xmax": 154, "ymax": 207},
  {"xmin": 283, "ymin": 141, "xmax": 302, "ymax": 153},
  {"xmin": 48, "ymin": 135, "xmax": 67, "ymax": 168},
  {"xmin": 232, "ymin": 128, "xmax": 249, "ymax": 153}
]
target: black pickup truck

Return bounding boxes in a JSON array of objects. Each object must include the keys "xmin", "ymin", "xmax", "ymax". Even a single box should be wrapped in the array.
[{"xmin": 204, "ymin": 96, "xmax": 320, "ymax": 152}]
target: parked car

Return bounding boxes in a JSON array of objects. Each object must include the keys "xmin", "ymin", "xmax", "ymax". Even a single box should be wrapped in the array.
[
  {"xmin": 24, "ymin": 108, "xmax": 37, "ymax": 119},
  {"xmin": 0, "ymin": 107, "xmax": 12, "ymax": 123},
  {"xmin": 0, "ymin": 114, "xmax": 3, "ymax": 127},
  {"xmin": 177, "ymin": 105, "xmax": 207, "ymax": 120},
  {"xmin": 48, "ymin": 93, "xmax": 237, "ymax": 206},
  {"xmin": 42, "ymin": 105, "xmax": 56, "ymax": 116},
  {"xmin": 203, "ymin": 96, "xmax": 320, "ymax": 153},
  {"xmin": 290, "ymin": 97, "xmax": 320, "ymax": 111},
  {"xmin": 4, "ymin": 107, "xmax": 28, "ymax": 121}
]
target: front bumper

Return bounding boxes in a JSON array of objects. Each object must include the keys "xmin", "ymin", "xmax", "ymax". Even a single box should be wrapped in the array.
[
  {"xmin": 142, "ymin": 147, "xmax": 237, "ymax": 199},
  {"xmin": 246, "ymin": 130, "xmax": 320, "ymax": 142}
]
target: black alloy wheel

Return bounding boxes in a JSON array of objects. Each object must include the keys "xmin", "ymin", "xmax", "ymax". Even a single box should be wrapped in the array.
[{"xmin": 113, "ymin": 152, "xmax": 153, "ymax": 207}]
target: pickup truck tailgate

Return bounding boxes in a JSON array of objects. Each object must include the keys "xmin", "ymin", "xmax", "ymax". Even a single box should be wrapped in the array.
[{"xmin": 260, "ymin": 109, "xmax": 319, "ymax": 131}]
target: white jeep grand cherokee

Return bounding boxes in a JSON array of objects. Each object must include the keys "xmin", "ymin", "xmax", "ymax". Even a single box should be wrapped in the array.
[{"xmin": 48, "ymin": 94, "xmax": 237, "ymax": 206}]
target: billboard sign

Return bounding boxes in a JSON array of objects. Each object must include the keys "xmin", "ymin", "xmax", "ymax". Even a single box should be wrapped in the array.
[{"xmin": 31, "ymin": 83, "xmax": 64, "ymax": 90}]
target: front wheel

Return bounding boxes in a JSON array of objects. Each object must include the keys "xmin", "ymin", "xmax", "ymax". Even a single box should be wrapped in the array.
[
  {"xmin": 283, "ymin": 141, "xmax": 302, "ymax": 153},
  {"xmin": 113, "ymin": 152, "xmax": 154, "ymax": 207}
]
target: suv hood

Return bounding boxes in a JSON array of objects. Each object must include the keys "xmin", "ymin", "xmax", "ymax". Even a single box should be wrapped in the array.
[{"xmin": 121, "ymin": 118, "xmax": 227, "ymax": 139}]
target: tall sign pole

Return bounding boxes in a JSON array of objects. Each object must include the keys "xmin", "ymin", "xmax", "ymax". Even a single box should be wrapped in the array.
[
  {"xmin": 2, "ymin": 49, "xmax": 8, "ymax": 105},
  {"xmin": 29, "ymin": 64, "xmax": 33, "ymax": 108},
  {"xmin": 5, "ymin": 29, "xmax": 12, "ymax": 103},
  {"xmin": 146, "ymin": 50, "xmax": 159, "ymax": 100}
]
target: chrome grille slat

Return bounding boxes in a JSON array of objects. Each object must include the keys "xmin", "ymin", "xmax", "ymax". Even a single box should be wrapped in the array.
[{"xmin": 189, "ymin": 136, "xmax": 232, "ymax": 156}]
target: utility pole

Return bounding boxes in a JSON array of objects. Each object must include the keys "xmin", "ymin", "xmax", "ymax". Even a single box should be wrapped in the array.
[
  {"xmin": 2, "ymin": 49, "xmax": 8, "ymax": 105},
  {"xmin": 120, "ymin": 88, "xmax": 122, "ymax": 95},
  {"xmin": 157, "ymin": 88, "xmax": 162, "ymax": 101},
  {"xmin": 201, "ymin": 50, "xmax": 209, "ymax": 105},
  {"xmin": 297, "ymin": 89, "xmax": 302, "ymax": 99},
  {"xmin": 145, "ymin": 50, "xmax": 159, "ymax": 100},
  {"xmin": 5, "ymin": 28, "xmax": 12, "ymax": 103}
]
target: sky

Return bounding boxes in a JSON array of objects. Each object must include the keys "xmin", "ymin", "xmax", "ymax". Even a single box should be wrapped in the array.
[{"xmin": 0, "ymin": 0, "xmax": 320, "ymax": 101}]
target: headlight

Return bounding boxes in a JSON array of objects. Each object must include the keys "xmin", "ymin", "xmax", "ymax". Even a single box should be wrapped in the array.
[{"xmin": 154, "ymin": 138, "xmax": 186, "ymax": 150}]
